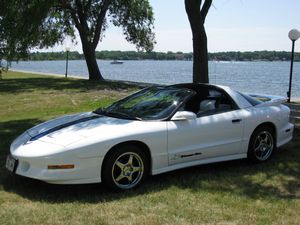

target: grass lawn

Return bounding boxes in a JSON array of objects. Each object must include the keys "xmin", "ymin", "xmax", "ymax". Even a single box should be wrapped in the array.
[{"xmin": 0, "ymin": 71, "xmax": 299, "ymax": 225}]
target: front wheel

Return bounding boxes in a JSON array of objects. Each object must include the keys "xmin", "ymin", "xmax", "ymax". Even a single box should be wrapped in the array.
[
  {"xmin": 248, "ymin": 126, "xmax": 275, "ymax": 162},
  {"xmin": 102, "ymin": 145, "xmax": 149, "ymax": 191}
]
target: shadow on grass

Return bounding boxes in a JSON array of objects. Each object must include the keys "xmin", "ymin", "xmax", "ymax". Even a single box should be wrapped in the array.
[
  {"xmin": 1, "ymin": 118, "xmax": 299, "ymax": 204},
  {"xmin": 0, "ymin": 76, "xmax": 138, "ymax": 94},
  {"xmin": 0, "ymin": 118, "xmax": 42, "ymax": 159}
]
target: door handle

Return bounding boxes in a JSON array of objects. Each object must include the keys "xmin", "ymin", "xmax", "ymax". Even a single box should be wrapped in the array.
[{"xmin": 232, "ymin": 119, "xmax": 242, "ymax": 123}]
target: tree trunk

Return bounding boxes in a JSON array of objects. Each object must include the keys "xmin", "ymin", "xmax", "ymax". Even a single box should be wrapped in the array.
[
  {"xmin": 192, "ymin": 24, "xmax": 209, "ymax": 83},
  {"xmin": 68, "ymin": 1, "xmax": 106, "ymax": 81},
  {"xmin": 185, "ymin": 0, "xmax": 209, "ymax": 84},
  {"xmin": 81, "ymin": 37, "xmax": 104, "ymax": 81}
]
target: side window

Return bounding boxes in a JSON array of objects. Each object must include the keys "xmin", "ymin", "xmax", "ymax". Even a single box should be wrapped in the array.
[
  {"xmin": 197, "ymin": 89, "xmax": 235, "ymax": 117},
  {"xmin": 180, "ymin": 95, "xmax": 201, "ymax": 114}
]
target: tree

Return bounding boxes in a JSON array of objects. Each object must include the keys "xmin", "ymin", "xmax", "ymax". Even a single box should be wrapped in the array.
[
  {"xmin": 0, "ymin": 1, "xmax": 70, "ymax": 61},
  {"xmin": 0, "ymin": 0, "xmax": 155, "ymax": 80},
  {"xmin": 185, "ymin": 0, "xmax": 212, "ymax": 83}
]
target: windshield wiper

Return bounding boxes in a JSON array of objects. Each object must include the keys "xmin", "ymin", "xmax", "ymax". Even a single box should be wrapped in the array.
[{"xmin": 93, "ymin": 108, "xmax": 105, "ymax": 115}]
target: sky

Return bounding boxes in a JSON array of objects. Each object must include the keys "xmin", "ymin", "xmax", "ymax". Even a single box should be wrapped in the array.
[{"xmin": 52, "ymin": 0, "xmax": 300, "ymax": 53}]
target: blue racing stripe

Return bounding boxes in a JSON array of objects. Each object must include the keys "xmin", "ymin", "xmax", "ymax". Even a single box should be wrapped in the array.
[{"xmin": 29, "ymin": 115, "xmax": 100, "ymax": 141}]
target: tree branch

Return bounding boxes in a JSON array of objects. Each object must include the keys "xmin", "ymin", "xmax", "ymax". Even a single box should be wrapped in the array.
[
  {"xmin": 92, "ymin": 0, "xmax": 112, "ymax": 49},
  {"xmin": 200, "ymin": 0, "xmax": 212, "ymax": 23},
  {"xmin": 197, "ymin": 0, "xmax": 202, "ymax": 9},
  {"xmin": 185, "ymin": 0, "xmax": 202, "ymax": 30},
  {"xmin": 75, "ymin": 0, "xmax": 90, "ymax": 39},
  {"xmin": 59, "ymin": 0, "xmax": 83, "ymax": 34},
  {"xmin": 83, "ymin": 0, "xmax": 92, "ymax": 14}
]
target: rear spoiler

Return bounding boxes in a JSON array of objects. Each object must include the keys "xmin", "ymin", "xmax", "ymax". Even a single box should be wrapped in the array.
[{"xmin": 249, "ymin": 94, "xmax": 287, "ymax": 107}]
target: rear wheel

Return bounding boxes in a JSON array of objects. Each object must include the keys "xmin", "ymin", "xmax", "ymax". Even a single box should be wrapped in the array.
[
  {"xmin": 102, "ymin": 145, "xmax": 149, "ymax": 191},
  {"xmin": 248, "ymin": 126, "xmax": 275, "ymax": 162}
]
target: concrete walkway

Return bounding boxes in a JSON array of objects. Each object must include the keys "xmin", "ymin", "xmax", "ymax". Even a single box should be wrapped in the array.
[
  {"xmin": 290, "ymin": 98, "xmax": 300, "ymax": 103},
  {"xmin": 11, "ymin": 69, "xmax": 88, "ymax": 80}
]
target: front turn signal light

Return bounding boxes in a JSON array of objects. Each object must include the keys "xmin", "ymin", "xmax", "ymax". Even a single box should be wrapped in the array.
[{"xmin": 48, "ymin": 164, "xmax": 74, "ymax": 170}]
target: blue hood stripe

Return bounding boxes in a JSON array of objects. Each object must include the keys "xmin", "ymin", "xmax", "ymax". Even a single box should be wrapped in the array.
[{"xmin": 29, "ymin": 115, "xmax": 100, "ymax": 141}]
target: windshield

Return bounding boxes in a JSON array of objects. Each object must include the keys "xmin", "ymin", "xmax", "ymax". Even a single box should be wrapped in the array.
[{"xmin": 95, "ymin": 86, "xmax": 194, "ymax": 120}]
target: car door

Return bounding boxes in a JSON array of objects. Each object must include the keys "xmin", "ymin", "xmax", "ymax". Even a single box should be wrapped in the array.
[
  {"xmin": 167, "ymin": 109, "xmax": 245, "ymax": 165},
  {"xmin": 167, "ymin": 88, "xmax": 245, "ymax": 166}
]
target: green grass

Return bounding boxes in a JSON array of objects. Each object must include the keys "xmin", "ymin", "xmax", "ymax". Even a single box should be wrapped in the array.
[{"xmin": 0, "ymin": 71, "xmax": 299, "ymax": 225}]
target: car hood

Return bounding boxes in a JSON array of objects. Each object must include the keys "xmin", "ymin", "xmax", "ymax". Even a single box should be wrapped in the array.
[
  {"xmin": 26, "ymin": 112, "xmax": 135, "ymax": 146},
  {"xmin": 12, "ymin": 112, "xmax": 166, "ymax": 158},
  {"xmin": 27, "ymin": 112, "xmax": 93, "ymax": 137}
]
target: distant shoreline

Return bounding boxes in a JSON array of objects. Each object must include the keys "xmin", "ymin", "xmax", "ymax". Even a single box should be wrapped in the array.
[{"xmin": 6, "ymin": 50, "xmax": 299, "ymax": 62}]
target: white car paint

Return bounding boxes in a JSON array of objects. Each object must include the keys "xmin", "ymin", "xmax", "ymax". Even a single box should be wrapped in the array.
[
  {"xmin": 11, "ymin": 114, "xmax": 169, "ymax": 184},
  {"xmin": 7, "ymin": 85, "xmax": 294, "ymax": 185},
  {"xmin": 167, "ymin": 109, "xmax": 245, "ymax": 164}
]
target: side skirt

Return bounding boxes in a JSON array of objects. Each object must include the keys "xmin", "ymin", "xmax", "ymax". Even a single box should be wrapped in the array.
[{"xmin": 151, "ymin": 154, "xmax": 247, "ymax": 175}]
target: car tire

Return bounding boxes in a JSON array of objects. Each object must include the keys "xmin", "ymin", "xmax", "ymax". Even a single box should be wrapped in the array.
[
  {"xmin": 247, "ymin": 126, "xmax": 276, "ymax": 163},
  {"xmin": 102, "ymin": 144, "xmax": 149, "ymax": 191}
]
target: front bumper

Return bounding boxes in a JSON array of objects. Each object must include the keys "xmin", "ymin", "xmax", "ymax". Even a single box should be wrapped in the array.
[
  {"xmin": 8, "ymin": 131, "xmax": 104, "ymax": 184},
  {"xmin": 8, "ymin": 153, "xmax": 103, "ymax": 184}
]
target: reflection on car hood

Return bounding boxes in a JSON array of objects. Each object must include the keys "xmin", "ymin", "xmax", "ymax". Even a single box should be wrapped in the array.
[
  {"xmin": 27, "ymin": 112, "xmax": 92, "ymax": 137},
  {"xmin": 26, "ymin": 112, "xmax": 134, "ymax": 146}
]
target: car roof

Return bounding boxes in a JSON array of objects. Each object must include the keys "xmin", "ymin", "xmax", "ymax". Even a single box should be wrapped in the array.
[{"xmin": 167, "ymin": 83, "xmax": 252, "ymax": 109}]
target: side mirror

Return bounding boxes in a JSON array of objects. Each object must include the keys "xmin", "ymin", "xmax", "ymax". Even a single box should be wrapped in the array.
[{"xmin": 171, "ymin": 111, "xmax": 197, "ymax": 121}]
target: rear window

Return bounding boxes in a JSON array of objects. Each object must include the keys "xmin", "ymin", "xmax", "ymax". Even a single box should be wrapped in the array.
[{"xmin": 238, "ymin": 92, "xmax": 262, "ymax": 106}]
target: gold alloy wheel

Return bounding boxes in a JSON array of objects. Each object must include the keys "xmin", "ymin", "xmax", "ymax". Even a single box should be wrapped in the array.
[
  {"xmin": 111, "ymin": 152, "xmax": 144, "ymax": 189},
  {"xmin": 253, "ymin": 130, "xmax": 274, "ymax": 161}
]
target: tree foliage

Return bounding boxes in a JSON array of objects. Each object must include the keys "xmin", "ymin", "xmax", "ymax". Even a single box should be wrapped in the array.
[
  {"xmin": 0, "ymin": 1, "xmax": 71, "ymax": 60},
  {"xmin": 0, "ymin": 0, "xmax": 155, "ymax": 80},
  {"xmin": 109, "ymin": 0, "xmax": 155, "ymax": 51}
]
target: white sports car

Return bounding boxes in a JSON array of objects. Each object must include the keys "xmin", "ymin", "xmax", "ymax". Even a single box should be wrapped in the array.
[{"xmin": 6, "ymin": 83, "xmax": 294, "ymax": 191}]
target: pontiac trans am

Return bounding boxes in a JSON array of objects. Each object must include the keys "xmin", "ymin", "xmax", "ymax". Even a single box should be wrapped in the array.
[{"xmin": 6, "ymin": 83, "xmax": 294, "ymax": 190}]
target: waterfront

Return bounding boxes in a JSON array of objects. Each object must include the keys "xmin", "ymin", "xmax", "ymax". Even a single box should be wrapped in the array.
[{"xmin": 10, "ymin": 60, "xmax": 300, "ymax": 97}]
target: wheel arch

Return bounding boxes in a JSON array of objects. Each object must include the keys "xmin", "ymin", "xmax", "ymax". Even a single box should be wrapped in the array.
[
  {"xmin": 250, "ymin": 122, "xmax": 277, "ymax": 147},
  {"xmin": 101, "ymin": 140, "xmax": 152, "ymax": 178}
]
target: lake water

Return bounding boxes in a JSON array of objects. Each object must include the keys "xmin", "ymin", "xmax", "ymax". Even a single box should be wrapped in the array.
[{"xmin": 10, "ymin": 60, "xmax": 300, "ymax": 97}]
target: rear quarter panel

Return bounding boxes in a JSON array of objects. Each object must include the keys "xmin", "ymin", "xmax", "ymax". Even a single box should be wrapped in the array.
[{"xmin": 241, "ymin": 104, "xmax": 292, "ymax": 152}]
